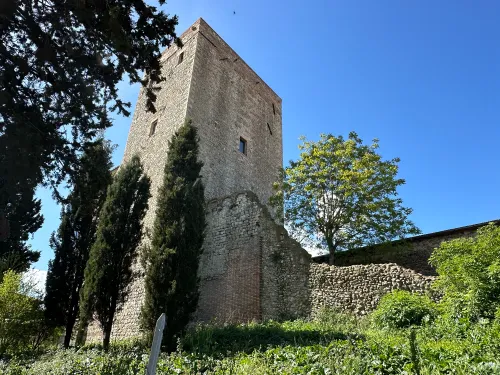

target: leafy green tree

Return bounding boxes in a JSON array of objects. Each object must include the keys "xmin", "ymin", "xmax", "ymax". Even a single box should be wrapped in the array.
[
  {"xmin": 78, "ymin": 155, "xmax": 150, "ymax": 350},
  {"xmin": 0, "ymin": 270, "xmax": 46, "ymax": 354},
  {"xmin": 430, "ymin": 223, "xmax": 500, "ymax": 321},
  {"xmin": 0, "ymin": 0, "xmax": 179, "ymax": 233},
  {"xmin": 44, "ymin": 140, "xmax": 113, "ymax": 348},
  {"xmin": 140, "ymin": 120, "xmax": 205, "ymax": 351},
  {"xmin": 271, "ymin": 132, "xmax": 420, "ymax": 264}
]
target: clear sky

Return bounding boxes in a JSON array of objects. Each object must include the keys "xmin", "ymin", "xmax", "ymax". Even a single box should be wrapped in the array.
[{"xmin": 29, "ymin": 0, "xmax": 500, "ymax": 271}]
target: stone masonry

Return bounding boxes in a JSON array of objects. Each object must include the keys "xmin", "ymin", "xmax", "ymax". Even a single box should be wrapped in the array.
[
  {"xmin": 309, "ymin": 263, "xmax": 435, "ymax": 316},
  {"xmin": 196, "ymin": 191, "xmax": 311, "ymax": 323},
  {"xmin": 83, "ymin": 18, "xmax": 285, "ymax": 342}
]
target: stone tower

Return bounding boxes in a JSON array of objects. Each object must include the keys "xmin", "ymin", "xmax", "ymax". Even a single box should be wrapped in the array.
[
  {"xmin": 84, "ymin": 18, "xmax": 310, "ymax": 342},
  {"xmin": 122, "ymin": 17, "xmax": 283, "ymax": 214}
]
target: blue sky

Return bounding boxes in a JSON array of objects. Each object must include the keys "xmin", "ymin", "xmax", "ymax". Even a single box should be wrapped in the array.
[{"xmin": 30, "ymin": 0, "xmax": 500, "ymax": 271}]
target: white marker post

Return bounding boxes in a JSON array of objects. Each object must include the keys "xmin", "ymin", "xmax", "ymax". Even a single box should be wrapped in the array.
[{"xmin": 145, "ymin": 313, "xmax": 166, "ymax": 375}]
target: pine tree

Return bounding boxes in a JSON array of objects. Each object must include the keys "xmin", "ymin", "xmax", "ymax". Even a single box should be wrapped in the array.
[
  {"xmin": 78, "ymin": 155, "xmax": 150, "ymax": 350},
  {"xmin": 140, "ymin": 120, "xmax": 205, "ymax": 351},
  {"xmin": 44, "ymin": 139, "xmax": 113, "ymax": 348}
]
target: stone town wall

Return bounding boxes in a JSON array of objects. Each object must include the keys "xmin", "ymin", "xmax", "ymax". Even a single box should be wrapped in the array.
[
  {"xmin": 196, "ymin": 191, "xmax": 311, "ymax": 323},
  {"xmin": 309, "ymin": 263, "xmax": 435, "ymax": 316}
]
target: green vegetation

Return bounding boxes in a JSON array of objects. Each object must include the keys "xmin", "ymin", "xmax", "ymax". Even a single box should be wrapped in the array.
[
  {"xmin": 2, "ymin": 308, "xmax": 500, "ymax": 374},
  {"xmin": 271, "ymin": 132, "xmax": 420, "ymax": 265},
  {"xmin": 0, "ymin": 173, "xmax": 43, "ymax": 278},
  {"xmin": 0, "ymin": 271, "xmax": 58, "ymax": 355},
  {"xmin": 77, "ymin": 155, "xmax": 151, "ymax": 350},
  {"xmin": 0, "ymin": 0, "xmax": 178, "ymax": 231},
  {"xmin": 140, "ymin": 120, "xmax": 206, "ymax": 351},
  {"xmin": 372, "ymin": 290, "xmax": 438, "ymax": 329},
  {"xmin": 2, "ymin": 195, "xmax": 500, "ymax": 373},
  {"xmin": 430, "ymin": 223, "xmax": 500, "ymax": 321}
]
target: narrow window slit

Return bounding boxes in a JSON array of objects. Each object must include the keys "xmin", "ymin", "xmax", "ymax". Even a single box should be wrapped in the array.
[
  {"xmin": 149, "ymin": 119, "xmax": 158, "ymax": 136},
  {"xmin": 239, "ymin": 137, "xmax": 247, "ymax": 154}
]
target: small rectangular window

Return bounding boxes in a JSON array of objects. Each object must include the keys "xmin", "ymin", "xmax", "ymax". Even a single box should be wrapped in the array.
[
  {"xmin": 149, "ymin": 119, "xmax": 157, "ymax": 136},
  {"xmin": 178, "ymin": 52, "xmax": 184, "ymax": 64},
  {"xmin": 267, "ymin": 123, "xmax": 273, "ymax": 135},
  {"xmin": 272, "ymin": 103, "xmax": 276, "ymax": 115},
  {"xmin": 239, "ymin": 137, "xmax": 247, "ymax": 155}
]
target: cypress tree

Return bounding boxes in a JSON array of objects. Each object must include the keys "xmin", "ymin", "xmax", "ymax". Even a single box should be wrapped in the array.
[
  {"xmin": 140, "ymin": 119, "xmax": 205, "ymax": 351},
  {"xmin": 78, "ymin": 155, "xmax": 150, "ymax": 350},
  {"xmin": 44, "ymin": 140, "xmax": 113, "ymax": 348}
]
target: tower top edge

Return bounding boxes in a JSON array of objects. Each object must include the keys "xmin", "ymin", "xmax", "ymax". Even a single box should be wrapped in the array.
[{"xmin": 162, "ymin": 17, "xmax": 282, "ymax": 102}]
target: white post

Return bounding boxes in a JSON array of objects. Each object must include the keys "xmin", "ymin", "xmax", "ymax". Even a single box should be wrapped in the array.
[{"xmin": 145, "ymin": 313, "xmax": 166, "ymax": 375}]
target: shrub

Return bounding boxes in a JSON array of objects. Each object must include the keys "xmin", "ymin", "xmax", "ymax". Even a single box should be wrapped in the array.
[
  {"xmin": 0, "ymin": 270, "xmax": 57, "ymax": 354},
  {"xmin": 372, "ymin": 290, "xmax": 438, "ymax": 329},
  {"xmin": 430, "ymin": 223, "xmax": 500, "ymax": 321}
]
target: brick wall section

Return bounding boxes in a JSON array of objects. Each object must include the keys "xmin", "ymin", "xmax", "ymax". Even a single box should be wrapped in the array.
[
  {"xmin": 309, "ymin": 263, "xmax": 436, "ymax": 316},
  {"xmin": 197, "ymin": 192, "xmax": 311, "ymax": 323}
]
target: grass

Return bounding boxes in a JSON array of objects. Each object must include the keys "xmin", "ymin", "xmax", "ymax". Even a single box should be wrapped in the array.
[{"xmin": 1, "ymin": 309, "xmax": 500, "ymax": 374}]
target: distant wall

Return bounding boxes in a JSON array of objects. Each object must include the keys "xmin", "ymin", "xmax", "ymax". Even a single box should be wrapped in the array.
[
  {"xmin": 309, "ymin": 263, "xmax": 435, "ymax": 316},
  {"xmin": 314, "ymin": 229, "xmax": 481, "ymax": 276}
]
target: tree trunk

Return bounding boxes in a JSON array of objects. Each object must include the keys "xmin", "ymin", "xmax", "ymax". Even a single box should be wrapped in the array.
[
  {"xmin": 103, "ymin": 297, "xmax": 118, "ymax": 351},
  {"xmin": 63, "ymin": 293, "xmax": 79, "ymax": 348},
  {"xmin": 63, "ymin": 318, "xmax": 74, "ymax": 348},
  {"xmin": 75, "ymin": 322, "xmax": 87, "ymax": 347},
  {"xmin": 102, "ymin": 324, "xmax": 111, "ymax": 351},
  {"xmin": 329, "ymin": 251, "xmax": 335, "ymax": 265},
  {"xmin": 326, "ymin": 237, "xmax": 336, "ymax": 265}
]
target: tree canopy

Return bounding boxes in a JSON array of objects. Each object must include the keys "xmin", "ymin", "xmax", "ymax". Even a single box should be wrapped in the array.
[
  {"xmin": 0, "ymin": 0, "xmax": 179, "ymax": 237},
  {"xmin": 0, "ymin": 176, "xmax": 43, "ymax": 277},
  {"xmin": 271, "ymin": 132, "xmax": 420, "ymax": 264}
]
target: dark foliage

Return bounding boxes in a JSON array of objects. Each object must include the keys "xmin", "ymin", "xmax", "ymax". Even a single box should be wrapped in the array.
[
  {"xmin": 78, "ymin": 155, "xmax": 150, "ymax": 350},
  {"xmin": 0, "ymin": 0, "xmax": 179, "ymax": 230},
  {"xmin": 44, "ymin": 140, "xmax": 112, "ymax": 348},
  {"xmin": 0, "ymin": 176, "xmax": 42, "ymax": 277},
  {"xmin": 140, "ymin": 120, "xmax": 205, "ymax": 351}
]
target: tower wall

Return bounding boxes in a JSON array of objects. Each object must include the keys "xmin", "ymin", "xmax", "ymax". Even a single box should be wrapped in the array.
[
  {"xmin": 187, "ymin": 19, "xmax": 283, "ymax": 208},
  {"xmin": 83, "ymin": 18, "xmax": 291, "ymax": 343}
]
